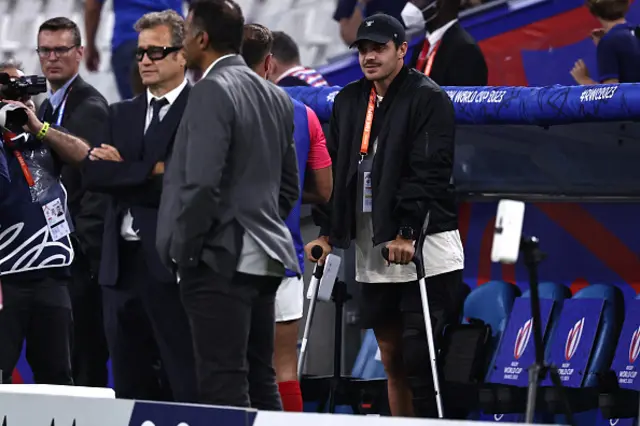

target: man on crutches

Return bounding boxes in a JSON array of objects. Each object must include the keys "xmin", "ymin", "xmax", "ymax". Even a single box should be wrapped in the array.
[{"xmin": 304, "ymin": 14, "xmax": 464, "ymax": 418}]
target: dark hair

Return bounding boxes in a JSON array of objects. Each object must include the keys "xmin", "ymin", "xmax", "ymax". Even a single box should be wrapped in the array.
[
  {"xmin": 436, "ymin": 0, "xmax": 460, "ymax": 20},
  {"xmin": 189, "ymin": 0, "xmax": 244, "ymax": 54},
  {"xmin": 241, "ymin": 24, "xmax": 273, "ymax": 69},
  {"xmin": 586, "ymin": 0, "xmax": 629, "ymax": 20},
  {"xmin": 271, "ymin": 31, "xmax": 300, "ymax": 64},
  {"xmin": 135, "ymin": 10, "xmax": 185, "ymax": 47},
  {"xmin": 38, "ymin": 17, "xmax": 82, "ymax": 46}
]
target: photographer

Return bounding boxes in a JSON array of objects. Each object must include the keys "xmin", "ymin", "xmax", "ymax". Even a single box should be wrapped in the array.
[
  {"xmin": 37, "ymin": 17, "xmax": 110, "ymax": 388},
  {"xmin": 0, "ymin": 62, "xmax": 90, "ymax": 385}
]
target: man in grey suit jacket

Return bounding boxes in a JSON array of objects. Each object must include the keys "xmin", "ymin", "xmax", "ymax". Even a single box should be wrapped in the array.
[{"xmin": 156, "ymin": 0, "xmax": 300, "ymax": 410}]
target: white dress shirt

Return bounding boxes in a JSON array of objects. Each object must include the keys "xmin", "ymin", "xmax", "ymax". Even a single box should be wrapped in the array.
[{"xmin": 120, "ymin": 79, "xmax": 189, "ymax": 241}]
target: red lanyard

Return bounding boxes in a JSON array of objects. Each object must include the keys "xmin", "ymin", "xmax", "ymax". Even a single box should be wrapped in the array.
[
  {"xmin": 2, "ymin": 131, "xmax": 35, "ymax": 187},
  {"xmin": 416, "ymin": 39, "xmax": 441, "ymax": 77},
  {"xmin": 360, "ymin": 88, "xmax": 377, "ymax": 160}
]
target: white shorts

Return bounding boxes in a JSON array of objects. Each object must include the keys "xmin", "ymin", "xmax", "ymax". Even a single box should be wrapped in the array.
[{"xmin": 275, "ymin": 276, "xmax": 304, "ymax": 323}]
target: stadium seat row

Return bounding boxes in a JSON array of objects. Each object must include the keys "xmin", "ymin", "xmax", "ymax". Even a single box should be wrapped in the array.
[{"xmin": 340, "ymin": 281, "xmax": 640, "ymax": 424}]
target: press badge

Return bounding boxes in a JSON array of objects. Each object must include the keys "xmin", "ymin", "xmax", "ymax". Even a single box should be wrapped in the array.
[
  {"xmin": 358, "ymin": 159, "xmax": 373, "ymax": 213},
  {"xmin": 42, "ymin": 198, "xmax": 70, "ymax": 241}
]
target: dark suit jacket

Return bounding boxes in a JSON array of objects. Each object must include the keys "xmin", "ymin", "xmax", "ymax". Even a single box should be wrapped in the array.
[
  {"xmin": 83, "ymin": 85, "xmax": 191, "ymax": 286},
  {"xmin": 409, "ymin": 22, "xmax": 488, "ymax": 87},
  {"xmin": 39, "ymin": 75, "xmax": 109, "ymax": 274},
  {"xmin": 156, "ymin": 55, "xmax": 300, "ymax": 278}
]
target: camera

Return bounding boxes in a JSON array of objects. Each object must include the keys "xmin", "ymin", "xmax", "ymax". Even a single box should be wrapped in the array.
[
  {"xmin": 0, "ymin": 72, "xmax": 47, "ymax": 101},
  {"xmin": 0, "ymin": 73, "xmax": 46, "ymax": 131}
]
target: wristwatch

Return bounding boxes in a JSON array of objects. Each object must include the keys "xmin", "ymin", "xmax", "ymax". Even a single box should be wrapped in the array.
[{"xmin": 398, "ymin": 226, "xmax": 416, "ymax": 240}]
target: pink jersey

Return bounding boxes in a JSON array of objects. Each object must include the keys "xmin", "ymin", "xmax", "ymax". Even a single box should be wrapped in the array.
[{"xmin": 305, "ymin": 106, "xmax": 332, "ymax": 170}]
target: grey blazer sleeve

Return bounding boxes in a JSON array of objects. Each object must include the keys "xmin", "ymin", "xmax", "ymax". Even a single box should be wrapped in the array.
[
  {"xmin": 170, "ymin": 80, "xmax": 234, "ymax": 266},
  {"xmin": 279, "ymin": 121, "xmax": 300, "ymax": 219}
]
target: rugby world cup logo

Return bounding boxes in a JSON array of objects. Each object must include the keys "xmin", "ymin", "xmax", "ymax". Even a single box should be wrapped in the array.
[
  {"xmin": 514, "ymin": 318, "xmax": 533, "ymax": 360},
  {"xmin": 628, "ymin": 326, "xmax": 640, "ymax": 364},
  {"xmin": 565, "ymin": 317, "xmax": 585, "ymax": 361}
]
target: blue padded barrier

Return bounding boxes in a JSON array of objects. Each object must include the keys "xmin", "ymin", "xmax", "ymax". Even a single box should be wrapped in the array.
[{"xmin": 284, "ymin": 84, "xmax": 638, "ymax": 126}]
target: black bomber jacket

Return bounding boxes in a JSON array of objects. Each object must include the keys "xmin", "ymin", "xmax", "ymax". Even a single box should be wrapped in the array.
[{"xmin": 313, "ymin": 66, "xmax": 459, "ymax": 248}]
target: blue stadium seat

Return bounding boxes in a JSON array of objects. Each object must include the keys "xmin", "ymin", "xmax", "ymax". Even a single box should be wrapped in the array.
[
  {"xmin": 351, "ymin": 329, "xmax": 385, "ymax": 380},
  {"xmin": 541, "ymin": 284, "xmax": 625, "ymax": 417},
  {"xmin": 572, "ymin": 284, "xmax": 625, "ymax": 387},
  {"xmin": 475, "ymin": 283, "xmax": 568, "ymax": 416},
  {"xmin": 522, "ymin": 282, "xmax": 572, "ymax": 358},
  {"xmin": 598, "ymin": 294, "xmax": 640, "ymax": 419},
  {"xmin": 463, "ymin": 281, "xmax": 521, "ymax": 376}
]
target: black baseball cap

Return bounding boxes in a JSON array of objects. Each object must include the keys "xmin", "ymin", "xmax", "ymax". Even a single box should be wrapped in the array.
[{"xmin": 350, "ymin": 13, "xmax": 407, "ymax": 49}]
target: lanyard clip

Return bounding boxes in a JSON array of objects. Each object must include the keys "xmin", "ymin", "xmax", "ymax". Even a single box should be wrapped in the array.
[{"xmin": 359, "ymin": 153, "xmax": 365, "ymax": 164}]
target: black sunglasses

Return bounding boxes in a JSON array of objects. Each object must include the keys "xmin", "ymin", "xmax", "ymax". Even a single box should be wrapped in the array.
[{"xmin": 136, "ymin": 46, "xmax": 182, "ymax": 62}]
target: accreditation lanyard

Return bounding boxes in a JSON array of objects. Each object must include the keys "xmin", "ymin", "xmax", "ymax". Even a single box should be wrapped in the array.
[
  {"xmin": 1, "ymin": 131, "xmax": 35, "ymax": 187},
  {"xmin": 360, "ymin": 88, "xmax": 377, "ymax": 163},
  {"xmin": 416, "ymin": 39, "xmax": 441, "ymax": 77},
  {"xmin": 54, "ymin": 87, "xmax": 72, "ymax": 126}
]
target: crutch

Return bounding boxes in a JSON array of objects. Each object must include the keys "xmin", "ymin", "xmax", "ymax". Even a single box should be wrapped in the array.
[
  {"xmin": 381, "ymin": 218, "xmax": 445, "ymax": 419},
  {"xmin": 297, "ymin": 245, "xmax": 324, "ymax": 380}
]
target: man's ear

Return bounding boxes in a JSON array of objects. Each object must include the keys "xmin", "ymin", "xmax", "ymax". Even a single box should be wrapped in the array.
[
  {"xmin": 398, "ymin": 41, "xmax": 408, "ymax": 59},
  {"xmin": 268, "ymin": 56, "xmax": 280, "ymax": 82},
  {"xmin": 264, "ymin": 54, "xmax": 273, "ymax": 78},
  {"xmin": 198, "ymin": 31, "xmax": 209, "ymax": 50}
]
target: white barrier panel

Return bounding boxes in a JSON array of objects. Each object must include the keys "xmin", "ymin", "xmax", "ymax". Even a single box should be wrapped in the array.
[
  {"xmin": 0, "ymin": 391, "xmax": 559, "ymax": 426},
  {"xmin": 0, "ymin": 385, "xmax": 115, "ymax": 399},
  {"xmin": 255, "ymin": 412, "xmax": 544, "ymax": 426}
]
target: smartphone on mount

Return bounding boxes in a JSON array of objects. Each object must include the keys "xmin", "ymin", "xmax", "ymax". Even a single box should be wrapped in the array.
[{"xmin": 491, "ymin": 199, "xmax": 525, "ymax": 264}]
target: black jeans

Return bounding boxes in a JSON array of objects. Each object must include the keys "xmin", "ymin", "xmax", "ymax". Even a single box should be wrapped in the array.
[
  {"xmin": 179, "ymin": 263, "xmax": 282, "ymax": 410},
  {"xmin": 68, "ymin": 247, "xmax": 109, "ymax": 387},
  {"xmin": 0, "ymin": 272, "xmax": 73, "ymax": 385},
  {"xmin": 102, "ymin": 240, "xmax": 198, "ymax": 402}
]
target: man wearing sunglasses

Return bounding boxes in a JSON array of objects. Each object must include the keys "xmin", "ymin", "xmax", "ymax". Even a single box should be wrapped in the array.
[
  {"xmin": 84, "ymin": 0, "xmax": 188, "ymax": 101},
  {"xmin": 83, "ymin": 10, "xmax": 197, "ymax": 402},
  {"xmin": 36, "ymin": 17, "xmax": 111, "ymax": 389}
]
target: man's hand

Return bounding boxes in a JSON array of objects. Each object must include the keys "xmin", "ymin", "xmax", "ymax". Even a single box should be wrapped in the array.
[
  {"xmin": 385, "ymin": 236, "xmax": 415, "ymax": 265},
  {"xmin": 152, "ymin": 162, "xmax": 165, "ymax": 175},
  {"xmin": 304, "ymin": 236, "xmax": 332, "ymax": 265},
  {"xmin": 570, "ymin": 59, "xmax": 591, "ymax": 85},
  {"xmin": 89, "ymin": 144, "xmax": 123, "ymax": 162},
  {"xmin": 85, "ymin": 44, "xmax": 101, "ymax": 72},
  {"xmin": 4, "ymin": 100, "xmax": 43, "ymax": 134}
]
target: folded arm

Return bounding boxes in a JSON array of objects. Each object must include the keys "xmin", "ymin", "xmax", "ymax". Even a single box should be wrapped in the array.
[
  {"xmin": 83, "ymin": 159, "xmax": 158, "ymax": 192},
  {"xmin": 394, "ymin": 87, "xmax": 456, "ymax": 233},
  {"xmin": 81, "ymin": 104, "xmax": 161, "ymax": 192}
]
